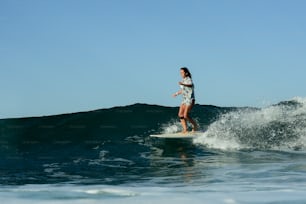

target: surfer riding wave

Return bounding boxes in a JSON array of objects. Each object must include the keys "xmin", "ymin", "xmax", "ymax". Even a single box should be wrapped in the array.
[{"xmin": 173, "ymin": 67, "xmax": 198, "ymax": 133}]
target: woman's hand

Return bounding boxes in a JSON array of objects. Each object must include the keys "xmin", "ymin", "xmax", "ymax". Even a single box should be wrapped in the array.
[{"xmin": 172, "ymin": 90, "xmax": 181, "ymax": 97}]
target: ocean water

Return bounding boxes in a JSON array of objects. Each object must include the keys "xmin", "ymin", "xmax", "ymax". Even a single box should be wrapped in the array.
[{"xmin": 1, "ymin": 97, "xmax": 306, "ymax": 203}]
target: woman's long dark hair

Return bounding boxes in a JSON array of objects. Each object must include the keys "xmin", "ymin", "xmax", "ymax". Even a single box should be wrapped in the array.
[{"xmin": 180, "ymin": 67, "xmax": 192, "ymax": 78}]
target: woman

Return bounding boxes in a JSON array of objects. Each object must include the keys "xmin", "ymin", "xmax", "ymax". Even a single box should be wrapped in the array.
[{"xmin": 173, "ymin": 67, "xmax": 198, "ymax": 133}]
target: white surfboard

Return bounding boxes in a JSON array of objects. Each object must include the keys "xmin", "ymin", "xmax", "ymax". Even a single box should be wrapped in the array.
[{"xmin": 150, "ymin": 131, "xmax": 203, "ymax": 139}]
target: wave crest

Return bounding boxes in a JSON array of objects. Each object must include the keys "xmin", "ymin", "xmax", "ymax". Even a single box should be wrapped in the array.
[{"xmin": 194, "ymin": 98, "xmax": 306, "ymax": 151}]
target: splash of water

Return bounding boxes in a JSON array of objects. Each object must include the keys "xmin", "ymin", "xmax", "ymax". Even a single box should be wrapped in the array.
[
  {"xmin": 160, "ymin": 118, "xmax": 201, "ymax": 134},
  {"xmin": 194, "ymin": 97, "xmax": 306, "ymax": 151},
  {"xmin": 160, "ymin": 120, "xmax": 182, "ymax": 134}
]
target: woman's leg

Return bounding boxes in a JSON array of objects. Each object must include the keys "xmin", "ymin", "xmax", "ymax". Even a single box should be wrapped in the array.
[
  {"xmin": 184, "ymin": 101, "xmax": 198, "ymax": 132},
  {"xmin": 178, "ymin": 104, "xmax": 188, "ymax": 133}
]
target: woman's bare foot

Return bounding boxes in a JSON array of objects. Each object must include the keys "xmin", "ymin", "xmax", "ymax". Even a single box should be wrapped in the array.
[
  {"xmin": 192, "ymin": 125, "xmax": 199, "ymax": 132},
  {"xmin": 181, "ymin": 130, "xmax": 188, "ymax": 134}
]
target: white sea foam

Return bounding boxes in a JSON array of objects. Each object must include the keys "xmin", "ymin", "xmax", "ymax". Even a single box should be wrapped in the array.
[
  {"xmin": 161, "ymin": 120, "xmax": 182, "ymax": 133},
  {"xmin": 194, "ymin": 97, "xmax": 306, "ymax": 151},
  {"xmin": 161, "ymin": 118, "xmax": 201, "ymax": 134},
  {"xmin": 2, "ymin": 183, "xmax": 306, "ymax": 204}
]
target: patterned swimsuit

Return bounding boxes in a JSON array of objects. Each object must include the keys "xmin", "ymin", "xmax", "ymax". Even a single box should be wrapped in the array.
[{"xmin": 181, "ymin": 77, "xmax": 195, "ymax": 106}]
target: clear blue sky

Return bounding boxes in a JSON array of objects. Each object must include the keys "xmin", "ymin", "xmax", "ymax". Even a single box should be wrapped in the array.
[{"xmin": 1, "ymin": 0, "xmax": 306, "ymax": 118}]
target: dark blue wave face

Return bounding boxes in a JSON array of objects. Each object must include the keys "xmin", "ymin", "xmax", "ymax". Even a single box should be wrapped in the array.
[
  {"xmin": 0, "ymin": 104, "xmax": 228, "ymax": 155},
  {"xmin": 1, "ymin": 100, "xmax": 306, "ymax": 185},
  {"xmin": 0, "ymin": 104, "xmax": 225, "ymax": 185}
]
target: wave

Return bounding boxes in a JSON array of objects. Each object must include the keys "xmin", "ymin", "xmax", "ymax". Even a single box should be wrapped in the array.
[
  {"xmin": 1, "ymin": 98, "xmax": 306, "ymax": 155},
  {"xmin": 2, "ymin": 98, "xmax": 306, "ymax": 185},
  {"xmin": 194, "ymin": 97, "xmax": 306, "ymax": 151}
]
